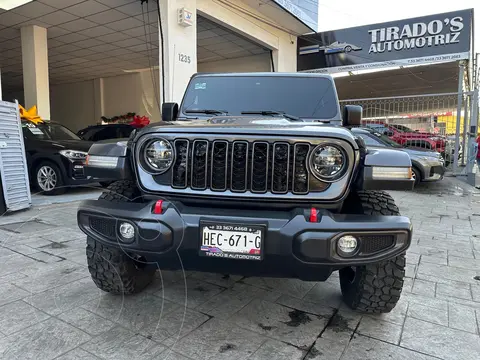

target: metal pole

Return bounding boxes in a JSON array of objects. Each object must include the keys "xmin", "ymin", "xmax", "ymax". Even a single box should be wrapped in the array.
[
  {"xmin": 466, "ymin": 88, "xmax": 479, "ymax": 186},
  {"xmin": 462, "ymin": 94, "xmax": 469, "ymax": 166},
  {"xmin": 453, "ymin": 62, "xmax": 465, "ymax": 172}
]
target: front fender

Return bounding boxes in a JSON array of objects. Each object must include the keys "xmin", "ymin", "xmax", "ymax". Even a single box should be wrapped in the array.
[
  {"xmin": 85, "ymin": 139, "xmax": 133, "ymax": 180},
  {"xmin": 357, "ymin": 148, "xmax": 414, "ymax": 191}
]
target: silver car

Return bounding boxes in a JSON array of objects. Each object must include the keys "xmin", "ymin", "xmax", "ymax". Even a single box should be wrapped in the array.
[{"xmin": 351, "ymin": 127, "xmax": 445, "ymax": 185}]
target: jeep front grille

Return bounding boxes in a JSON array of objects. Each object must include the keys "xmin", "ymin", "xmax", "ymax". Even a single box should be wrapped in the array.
[{"xmin": 171, "ymin": 139, "xmax": 317, "ymax": 194}]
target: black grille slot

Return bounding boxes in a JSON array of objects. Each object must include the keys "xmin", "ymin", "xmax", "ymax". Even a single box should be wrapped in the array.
[
  {"xmin": 191, "ymin": 140, "xmax": 208, "ymax": 190},
  {"xmin": 360, "ymin": 235, "xmax": 395, "ymax": 254},
  {"xmin": 293, "ymin": 143, "xmax": 310, "ymax": 194},
  {"xmin": 272, "ymin": 143, "xmax": 289, "ymax": 193},
  {"xmin": 172, "ymin": 139, "xmax": 189, "ymax": 188},
  {"xmin": 251, "ymin": 142, "xmax": 269, "ymax": 193},
  {"xmin": 231, "ymin": 141, "xmax": 248, "ymax": 192},
  {"xmin": 211, "ymin": 141, "xmax": 228, "ymax": 190},
  {"xmin": 90, "ymin": 217, "xmax": 116, "ymax": 239}
]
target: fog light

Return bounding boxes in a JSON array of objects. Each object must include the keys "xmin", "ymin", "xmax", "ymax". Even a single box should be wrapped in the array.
[
  {"xmin": 119, "ymin": 222, "xmax": 135, "ymax": 241},
  {"xmin": 337, "ymin": 235, "xmax": 358, "ymax": 257}
]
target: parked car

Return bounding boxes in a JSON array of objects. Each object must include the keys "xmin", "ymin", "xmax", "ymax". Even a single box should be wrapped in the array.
[
  {"xmin": 21, "ymin": 120, "xmax": 109, "ymax": 195},
  {"xmin": 77, "ymin": 124, "xmax": 136, "ymax": 142},
  {"xmin": 363, "ymin": 122, "xmax": 459, "ymax": 165},
  {"xmin": 78, "ymin": 72, "xmax": 414, "ymax": 314},
  {"xmin": 351, "ymin": 127, "xmax": 445, "ymax": 185}
]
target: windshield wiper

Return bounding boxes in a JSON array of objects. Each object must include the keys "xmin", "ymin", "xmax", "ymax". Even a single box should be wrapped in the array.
[
  {"xmin": 184, "ymin": 109, "xmax": 228, "ymax": 115},
  {"xmin": 241, "ymin": 110, "xmax": 303, "ymax": 122}
]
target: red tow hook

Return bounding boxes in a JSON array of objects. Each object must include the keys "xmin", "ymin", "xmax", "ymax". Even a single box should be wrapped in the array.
[
  {"xmin": 153, "ymin": 200, "xmax": 163, "ymax": 214},
  {"xmin": 309, "ymin": 207, "xmax": 318, "ymax": 222}
]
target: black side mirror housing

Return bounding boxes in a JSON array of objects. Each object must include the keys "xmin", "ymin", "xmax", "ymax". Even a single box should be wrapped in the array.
[
  {"xmin": 162, "ymin": 102, "xmax": 179, "ymax": 121},
  {"xmin": 385, "ymin": 130, "xmax": 394, "ymax": 137},
  {"xmin": 343, "ymin": 105, "xmax": 362, "ymax": 126}
]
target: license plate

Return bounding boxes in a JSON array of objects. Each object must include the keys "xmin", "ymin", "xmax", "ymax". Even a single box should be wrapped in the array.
[{"xmin": 199, "ymin": 222, "xmax": 264, "ymax": 261}]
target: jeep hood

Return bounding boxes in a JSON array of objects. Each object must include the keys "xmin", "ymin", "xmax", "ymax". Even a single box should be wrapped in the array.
[{"xmin": 140, "ymin": 116, "xmax": 356, "ymax": 143}]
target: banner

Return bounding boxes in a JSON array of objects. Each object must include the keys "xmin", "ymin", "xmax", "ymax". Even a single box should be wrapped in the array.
[
  {"xmin": 297, "ymin": 9, "xmax": 473, "ymax": 73},
  {"xmin": 273, "ymin": 0, "xmax": 318, "ymax": 31}
]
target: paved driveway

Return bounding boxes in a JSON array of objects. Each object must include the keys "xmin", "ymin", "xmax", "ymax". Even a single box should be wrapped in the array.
[{"xmin": 0, "ymin": 178, "xmax": 479, "ymax": 360}]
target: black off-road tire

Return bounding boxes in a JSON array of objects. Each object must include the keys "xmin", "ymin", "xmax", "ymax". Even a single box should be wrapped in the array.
[
  {"xmin": 99, "ymin": 181, "xmax": 114, "ymax": 188},
  {"xmin": 86, "ymin": 238, "xmax": 154, "ymax": 294},
  {"xmin": 87, "ymin": 180, "xmax": 154, "ymax": 294},
  {"xmin": 340, "ymin": 190, "xmax": 406, "ymax": 313},
  {"xmin": 99, "ymin": 180, "xmax": 142, "ymax": 202}
]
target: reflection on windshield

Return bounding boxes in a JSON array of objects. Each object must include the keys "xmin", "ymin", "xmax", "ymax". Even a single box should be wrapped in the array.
[
  {"xmin": 391, "ymin": 124, "xmax": 413, "ymax": 133},
  {"xmin": 181, "ymin": 76, "xmax": 338, "ymax": 119},
  {"xmin": 371, "ymin": 131, "xmax": 402, "ymax": 148},
  {"xmin": 22, "ymin": 122, "xmax": 80, "ymax": 141}
]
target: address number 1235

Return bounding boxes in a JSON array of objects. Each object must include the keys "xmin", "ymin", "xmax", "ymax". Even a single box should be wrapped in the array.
[{"xmin": 178, "ymin": 53, "xmax": 191, "ymax": 63}]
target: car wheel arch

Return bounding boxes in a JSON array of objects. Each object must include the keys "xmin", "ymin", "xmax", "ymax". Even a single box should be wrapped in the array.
[
  {"xmin": 411, "ymin": 162, "xmax": 423, "ymax": 182},
  {"xmin": 30, "ymin": 156, "xmax": 67, "ymax": 181}
]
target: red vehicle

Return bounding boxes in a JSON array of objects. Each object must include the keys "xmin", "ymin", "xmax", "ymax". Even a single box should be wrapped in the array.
[{"xmin": 363, "ymin": 122, "xmax": 446, "ymax": 153}]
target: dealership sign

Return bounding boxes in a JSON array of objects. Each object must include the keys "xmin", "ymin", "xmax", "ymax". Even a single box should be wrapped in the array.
[{"xmin": 297, "ymin": 9, "xmax": 473, "ymax": 73}]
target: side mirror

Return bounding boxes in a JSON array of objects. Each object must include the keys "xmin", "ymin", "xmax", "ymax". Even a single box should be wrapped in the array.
[
  {"xmin": 343, "ymin": 105, "xmax": 362, "ymax": 126},
  {"xmin": 385, "ymin": 130, "xmax": 394, "ymax": 137},
  {"xmin": 161, "ymin": 102, "xmax": 179, "ymax": 121}
]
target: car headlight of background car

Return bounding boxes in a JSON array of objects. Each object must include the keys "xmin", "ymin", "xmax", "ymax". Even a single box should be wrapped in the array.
[
  {"xmin": 416, "ymin": 155, "xmax": 444, "ymax": 163},
  {"xmin": 309, "ymin": 144, "xmax": 347, "ymax": 182},
  {"xmin": 143, "ymin": 138, "xmax": 174, "ymax": 174},
  {"xmin": 60, "ymin": 150, "xmax": 88, "ymax": 160}
]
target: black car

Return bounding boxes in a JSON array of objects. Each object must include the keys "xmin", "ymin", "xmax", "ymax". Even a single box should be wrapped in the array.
[
  {"xmin": 77, "ymin": 124, "xmax": 135, "ymax": 142},
  {"xmin": 22, "ymin": 120, "xmax": 108, "ymax": 195}
]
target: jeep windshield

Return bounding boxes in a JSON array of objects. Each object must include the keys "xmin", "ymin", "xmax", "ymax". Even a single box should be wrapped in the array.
[{"xmin": 180, "ymin": 75, "xmax": 338, "ymax": 120}]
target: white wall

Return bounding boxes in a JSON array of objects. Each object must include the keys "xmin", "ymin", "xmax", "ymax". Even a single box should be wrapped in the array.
[
  {"xmin": 50, "ymin": 80, "xmax": 95, "ymax": 132},
  {"xmin": 49, "ymin": 71, "xmax": 161, "ymax": 132},
  {"xmin": 198, "ymin": 53, "xmax": 271, "ymax": 72},
  {"xmin": 102, "ymin": 72, "xmax": 160, "ymax": 122}
]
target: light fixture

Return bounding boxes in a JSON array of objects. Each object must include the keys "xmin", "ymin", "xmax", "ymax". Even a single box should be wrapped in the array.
[
  {"xmin": 371, "ymin": 167, "xmax": 412, "ymax": 180},
  {"xmin": 118, "ymin": 222, "xmax": 135, "ymax": 242},
  {"xmin": 86, "ymin": 155, "xmax": 119, "ymax": 169},
  {"xmin": 337, "ymin": 235, "xmax": 359, "ymax": 257},
  {"xmin": 0, "ymin": 0, "xmax": 33, "ymax": 11}
]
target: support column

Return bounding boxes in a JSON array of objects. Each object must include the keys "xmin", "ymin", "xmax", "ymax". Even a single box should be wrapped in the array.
[
  {"xmin": 159, "ymin": 0, "xmax": 197, "ymax": 104},
  {"xmin": 466, "ymin": 88, "xmax": 479, "ymax": 186},
  {"xmin": 20, "ymin": 25, "xmax": 50, "ymax": 120},
  {"xmin": 453, "ymin": 61, "xmax": 465, "ymax": 173},
  {"xmin": 272, "ymin": 36, "xmax": 297, "ymax": 72},
  {"xmin": 93, "ymin": 78, "xmax": 104, "ymax": 124}
]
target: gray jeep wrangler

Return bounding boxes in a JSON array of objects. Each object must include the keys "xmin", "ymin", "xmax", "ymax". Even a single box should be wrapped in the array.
[{"xmin": 78, "ymin": 73, "xmax": 414, "ymax": 313}]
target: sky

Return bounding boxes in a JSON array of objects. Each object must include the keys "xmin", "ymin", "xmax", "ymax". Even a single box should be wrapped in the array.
[{"xmin": 316, "ymin": 0, "xmax": 479, "ymax": 55}]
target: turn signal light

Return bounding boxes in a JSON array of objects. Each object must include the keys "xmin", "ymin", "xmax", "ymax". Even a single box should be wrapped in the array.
[{"xmin": 371, "ymin": 166, "xmax": 412, "ymax": 180}]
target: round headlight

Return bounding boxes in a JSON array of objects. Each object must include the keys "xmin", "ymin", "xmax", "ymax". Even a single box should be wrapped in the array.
[
  {"xmin": 309, "ymin": 145, "xmax": 347, "ymax": 181},
  {"xmin": 144, "ymin": 139, "xmax": 174, "ymax": 173}
]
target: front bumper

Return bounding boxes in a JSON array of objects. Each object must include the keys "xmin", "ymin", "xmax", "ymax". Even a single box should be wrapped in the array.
[
  {"xmin": 418, "ymin": 159, "xmax": 445, "ymax": 182},
  {"xmin": 77, "ymin": 199, "xmax": 412, "ymax": 280}
]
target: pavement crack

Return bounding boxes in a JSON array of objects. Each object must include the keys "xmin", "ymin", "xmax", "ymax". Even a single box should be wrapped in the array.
[
  {"xmin": 301, "ymin": 307, "xmax": 339, "ymax": 360},
  {"xmin": 349, "ymin": 315, "xmax": 362, "ymax": 343}
]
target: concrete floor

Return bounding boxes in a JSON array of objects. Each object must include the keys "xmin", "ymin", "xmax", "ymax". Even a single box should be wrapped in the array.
[{"xmin": 0, "ymin": 178, "xmax": 479, "ymax": 360}]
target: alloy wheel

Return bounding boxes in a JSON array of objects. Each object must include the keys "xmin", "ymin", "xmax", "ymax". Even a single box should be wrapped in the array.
[{"xmin": 37, "ymin": 165, "xmax": 57, "ymax": 192}]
